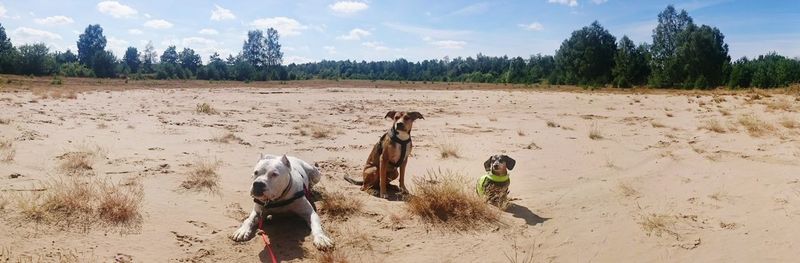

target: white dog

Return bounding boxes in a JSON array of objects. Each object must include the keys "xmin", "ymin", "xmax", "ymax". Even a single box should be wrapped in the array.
[{"xmin": 230, "ymin": 154, "xmax": 334, "ymax": 250}]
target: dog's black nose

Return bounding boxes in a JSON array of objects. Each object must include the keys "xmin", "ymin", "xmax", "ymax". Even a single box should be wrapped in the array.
[
  {"xmin": 252, "ymin": 181, "xmax": 266, "ymax": 195},
  {"xmin": 396, "ymin": 123, "xmax": 405, "ymax": 130}
]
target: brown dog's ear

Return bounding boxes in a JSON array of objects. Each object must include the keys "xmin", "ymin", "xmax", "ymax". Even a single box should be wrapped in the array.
[
  {"xmin": 502, "ymin": 155, "xmax": 516, "ymax": 170},
  {"xmin": 384, "ymin": 111, "xmax": 397, "ymax": 119},
  {"xmin": 483, "ymin": 157, "xmax": 493, "ymax": 171},
  {"xmin": 408, "ymin": 111, "xmax": 424, "ymax": 120}
]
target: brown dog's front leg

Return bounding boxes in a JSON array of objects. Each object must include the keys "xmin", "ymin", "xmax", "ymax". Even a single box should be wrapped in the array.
[
  {"xmin": 379, "ymin": 158, "xmax": 389, "ymax": 199},
  {"xmin": 399, "ymin": 161, "xmax": 409, "ymax": 194}
]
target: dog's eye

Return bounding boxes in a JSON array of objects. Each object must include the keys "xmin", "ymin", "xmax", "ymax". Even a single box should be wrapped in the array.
[
  {"xmin": 269, "ymin": 172, "xmax": 278, "ymax": 177},
  {"xmin": 253, "ymin": 171, "xmax": 259, "ymax": 177}
]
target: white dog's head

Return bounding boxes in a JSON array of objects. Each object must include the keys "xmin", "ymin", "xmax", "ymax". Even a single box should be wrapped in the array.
[{"xmin": 251, "ymin": 154, "xmax": 293, "ymax": 202}]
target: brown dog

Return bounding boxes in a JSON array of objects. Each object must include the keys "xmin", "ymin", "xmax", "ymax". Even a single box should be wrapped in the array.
[{"xmin": 345, "ymin": 111, "xmax": 423, "ymax": 198}]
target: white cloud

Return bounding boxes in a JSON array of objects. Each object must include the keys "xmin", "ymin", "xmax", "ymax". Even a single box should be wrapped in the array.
[
  {"xmin": 362, "ymin": 41, "xmax": 388, "ymax": 51},
  {"xmin": 144, "ymin": 19, "xmax": 173, "ymax": 29},
  {"xmin": 107, "ymin": 36, "xmax": 129, "ymax": 56},
  {"xmin": 12, "ymin": 27, "xmax": 62, "ymax": 44},
  {"xmin": 548, "ymin": 0, "xmax": 578, "ymax": 7},
  {"xmin": 211, "ymin": 4, "xmax": 235, "ymax": 21},
  {"xmin": 450, "ymin": 2, "xmax": 490, "ymax": 16},
  {"xmin": 329, "ymin": 1, "xmax": 368, "ymax": 15},
  {"xmin": 128, "ymin": 29, "xmax": 143, "ymax": 35},
  {"xmin": 284, "ymin": 55, "xmax": 313, "ymax": 64},
  {"xmin": 0, "ymin": 4, "xmax": 8, "ymax": 18},
  {"xmin": 199, "ymin": 28, "xmax": 219, "ymax": 35},
  {"xmin": 592, "ymin": 0, "xmax": 608, "ymax": 4},
  {"xmin": 249, "ymin": 17, "xmax": 308, "ymax": 36},
  {"xmin": 430, "ymin": 40, "xmax": 466, "ymax": 49},
  {"xmin": 34, "ymin": 15, "xmax": 74, "ymax": 26},
  {"xmin": 323, "ymin": 46, "xmax": 337, "ymax": 54},
  {"xmin": 337, "ymin": 28, "xmax": 370, "ymax": 40},
  {"xmin": 144, "ymin": 13, "xmax": 151, "ymax": 18},
  {"xmin": 519, "ymin": 22, "xmax": 544, "ymax": 31},
  {"xmin": 97, "ymin": 1, "xmax": 138, "ymax": 18}
]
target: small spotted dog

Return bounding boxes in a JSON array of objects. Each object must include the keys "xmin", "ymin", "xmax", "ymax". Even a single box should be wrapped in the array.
[{"xmin": 476, "ymin": 155, "xmax": 516, "ymax": 207}]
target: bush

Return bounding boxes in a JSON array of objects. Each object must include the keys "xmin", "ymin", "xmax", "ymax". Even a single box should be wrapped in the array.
[{"xmin": 59, "ymin": 62, "xmax": 94, "ymax": 77}]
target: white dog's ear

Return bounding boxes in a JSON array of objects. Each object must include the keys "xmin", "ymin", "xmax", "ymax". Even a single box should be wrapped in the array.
[{"xmin": 281, "ymin": 154, "xmax": 291, "ymax": 168}]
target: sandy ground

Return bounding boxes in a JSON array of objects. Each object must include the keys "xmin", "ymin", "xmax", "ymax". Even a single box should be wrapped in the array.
[{"xmin": 1, "ymin": 81, "xmax": 800, "ymax": 262}]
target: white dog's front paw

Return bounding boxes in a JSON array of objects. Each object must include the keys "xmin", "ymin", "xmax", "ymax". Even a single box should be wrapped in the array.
[
  {"xmin": 230, "ymin": 226, "xmax": 255, "ymax": 242},
  {"xmin": 313, "ymin": 234, "xmax": 334, "ymax": 250}
]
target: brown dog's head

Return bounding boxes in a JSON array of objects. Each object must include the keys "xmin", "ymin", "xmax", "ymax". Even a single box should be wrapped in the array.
[
  {"xmin": 484, "ymin": 155, "xmax": 515, "ymax": 176},
  {"xmin": 385, "ymin": 111, "xmax": 424, "ymax": 132}
]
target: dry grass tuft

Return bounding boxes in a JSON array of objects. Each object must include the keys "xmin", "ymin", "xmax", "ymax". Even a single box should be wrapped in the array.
[
  {"xmin": 96, "ymin": 122, "xmax": 108, "ymax": 129},
  {"xmin": 435, "ymin": 140, "xmax": 461, "ymax": 159},
  {"xmin": 315, "ymin": 250, "xmax": 349, "ymax": 263},
  {"xmin": 195, "ymin": 102, "xmax": 218, "ymax": 114},
  {"xmin": 638, "ymin": 213, "xmax": 680, "ymax": 239},
  {"xmin": 699, "ymin": 119, "xmax": 727, "ymax": 133},
  {"xmin": 650, "ymin": 121, "xmax": 666, "ymax": 128},
  {"xmin": 406, "ymin": 169, "xmax": 499, "ymax": 230},
  {"xmin": 766, "ymin": 98, "xmax": 793, "ymax": 112},
  {"xmin": 0, "ymin": 138, "xmax": 15, "ymax": 162},
  {"xmin": 294, "ymin": 122, "xmax": 339, "ymax": 139},
  {"xmin": 546, "ymin": 120, "xmax": 560, "ymax": 128},
  {"xmin": 517, "ymin": 129, "xmax": 526, "ymax": 136},
  {"xmin": 14, "ymin": 177, "xmax": 143, "ymax": 228},
  {"xmin": 0, "ymin": 118, "xmax": 10, "ymax": 125},
  {"xmin": 779, "ymin": 116, "xmax": 799, "ymax": 129},
  {"xmin": 737, "ymin": 114, "xmax": 774, "ymax": 137},
  {"xmin": 319, "ymin": 190, "xmax": 363, "ymax": 219},
  {"xmin": 503, "ymin": 241, "xmax": 537, "ymax": 263},
  {"xmin": 213, "ymin": 132, "xmax": 245, "ymax": 144},
  {"xmin": 57, "ymin": 144, "xmax": 104, "ymax": 175},
  {"xmin": 589, "ymin": 124, "xmax": 603, "ymax": 140},
  {"xmin": 181, "ymin": 158, "xmax": 221, "ymax": 191},
  {"xmin": 617, "ymin": 182, "xmax": 640, "ymax": 198}
]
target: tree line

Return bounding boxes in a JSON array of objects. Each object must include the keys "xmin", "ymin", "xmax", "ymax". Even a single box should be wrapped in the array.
[{"xmin": 0, "ymin": 5, "xmax": 797, "ymax": 89}]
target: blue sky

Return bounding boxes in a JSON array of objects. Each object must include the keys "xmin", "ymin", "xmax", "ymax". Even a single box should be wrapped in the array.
[{"xmin": 1, "ymin": 0, "xmax": 798, "ymax": 64}]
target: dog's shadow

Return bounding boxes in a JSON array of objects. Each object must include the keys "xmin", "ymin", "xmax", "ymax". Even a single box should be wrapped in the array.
[
  {"xmin": 505, "ymin": 203, "xmax": 549, "ymax": 226},
  {"xmin": 256, "ymin": 215, "xmax": 311, "ymax": 262}
]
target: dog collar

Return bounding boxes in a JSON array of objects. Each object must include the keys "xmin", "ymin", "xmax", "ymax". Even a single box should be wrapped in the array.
[
  {"xmin": 390, "ymin": 128, "xmax": 411, "ymax": 145},
  {"xmin": 253, "ymin": 190, "xmax": 306, "ymax": 209},
  {"xmin": 484, "ymin": 171, "xmax": 509, "ymax": 183}
]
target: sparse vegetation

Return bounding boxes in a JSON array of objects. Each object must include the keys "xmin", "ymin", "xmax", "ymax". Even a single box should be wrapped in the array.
[
  {"xmin": 14, "ymin": 177, "xmax": 143, "ymax": 228},
  {"xmin": 181, "ymin": 158, "xmax": 221, "ymax": 191},
  {"xmin": 406, "ymin": 169, "xmax": 499, "ymax": 230},
  {"xmin": 589, "ymin": 124, "xmax": 603, "ymax": 140},
  {"xmin": 0, "ymin": 138, "xmax": 15, "ymax": 162},
  {"xmin": 737, "ymin": 114, "xmax": 774, "ymax": 137},
  {"xmin": 57, "ymin": 144, "xmax": 104, "ymax": 175},
  {"xmin": 0, "ymin": 118, "xmax": 10, "ymax": 125},
  {"xmin": 650, "ymin": 121, "xmax": 666, "ymax": 128},
  {"xmin": 195, "ymin": 102, "xmax": 218, "ymax": 114},
  {"xmin": 780, "ymin": 116, "xmax": 799, "ymax": 129},
  {"xmin": 546, "ymin": 120, "xmax": 559, "ymax": 128},
  {"xmin": 213, "ymin": 132, "xmax": 246, "ymax": 144},
  {"xmin": 700, "ymin": 119, "xmax": 727, "ymax": 133},
  {"xmin": 319, "ymin": 189, "xmax": 363, "ymax": 219},
  {"xmin": 766, "ymin": 98, "xmax": 793, "ymax": 112},
  {"xmin": 617, "ymin": 182, "xmax": 640, "ymax": 198},
  {"xmin": 639, "ymin": 213, "xmax": 680, "ymax": 239},
  {"xmin": 435, "ymin": 140, "xmax": 461, "ymax": 159},
  {"xmin": 294, "ymin": 122, "xmax": 339, "ymax": 139}
]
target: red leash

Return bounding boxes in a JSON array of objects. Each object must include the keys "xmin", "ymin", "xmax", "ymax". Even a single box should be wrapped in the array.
[{"xmin": 257, "ymin": 214, "xmax": 278, "ymax": 263}]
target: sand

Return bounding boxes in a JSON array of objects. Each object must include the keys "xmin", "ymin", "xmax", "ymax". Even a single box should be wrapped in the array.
[{"xmin": 1, "ymin": 80, "xmax": 799, "ymax": 262}]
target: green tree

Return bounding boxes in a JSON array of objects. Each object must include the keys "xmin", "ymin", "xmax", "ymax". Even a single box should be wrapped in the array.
[
  {"xmin": 0, "ymin": 23, "xmax": 18, "ymax": 74},
  {"xmin": 612, "ymin": 36, "xmax": 650, "ymax": 88},
  {"xmin": 77, "ymin": 24, "xmax": 107, "ymax": 67},
  {"xmin": 178, "ymin": 47, "xmax": 202, "ymax": 75},
  {"xmin": 141, "ymin": 41, "xmax": 157, "ymax": 73},
  {"xmin": 123, "ymin": 47, "xmax": 141, "ymax": 73},
  {"xmin": 505, "ymin": 56, "xmax": 527, "ymax": 83},
  {"xmin": 649, "ymin": 5, "xmax": 694, "ymax": 87},
  {"xmin": 160, "ymin": 45, "xmax": 179, "ymax": 64},
  {"xmin": 676, "ymin": 25, "xmax": 730, "ymax": 88},
  {"xmin": 265, "ymin": 28, "xmax": 283, "ymax": 67},
  {"xmin": 242, "ymin": 30, "xmax": 266, "ymax": 67},
  {"xmin": 18, "ymin": 43, "xmax": 56, "ymax": 76},
  {"xmin": 92, "ymin": 50, "xmax": 117, "ymax": 78},
  {"xmin": 553, "ymin": 21, "xmax": 617, "ymax": 86},
  {"xmin": 55, "ymin": 49, "xmax": 78, "ymax": 64}
]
